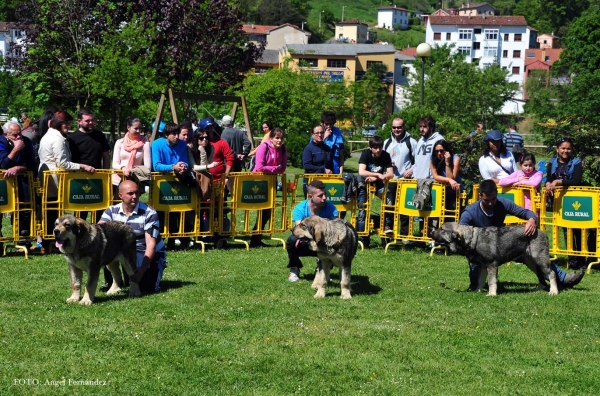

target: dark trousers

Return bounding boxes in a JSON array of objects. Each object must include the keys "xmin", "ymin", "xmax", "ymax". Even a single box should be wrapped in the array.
[{"xmin": 286, "ymin": 233, "xmax": 318, "ymax": 269}]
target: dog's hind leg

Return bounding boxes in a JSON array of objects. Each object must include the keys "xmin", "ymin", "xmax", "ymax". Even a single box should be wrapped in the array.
[
  {"xmin": 486, "ymin": 265, "xmax": 498, "ymax": 296},
  {"xmin": 105, "ymin": 261, "xmax": 123, "ymax": 295},
  {"xmin": 66, "ymin": 264, "xmax": 82, "ymax": 303},
  {"xmin": 81, "ymin": 268, "xmax": 101, "ymax": 305},
  {"xmin": 340, "ymin": 264, "xmax": 352, "ymax": 299}
]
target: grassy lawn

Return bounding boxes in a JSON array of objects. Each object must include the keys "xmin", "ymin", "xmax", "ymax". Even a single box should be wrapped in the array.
[
  {"xmin": 2, "ymin": 160, "xmax": 599, "ymax": 394},
  {"xmin": 2, "ymin": 234, "xmax": 600, "ymax": 395}
]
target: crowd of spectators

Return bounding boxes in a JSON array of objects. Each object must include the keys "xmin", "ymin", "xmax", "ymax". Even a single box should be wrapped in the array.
[{"xmin": 0, "ymin": 111, "xmax": 592, "ymax": 292}]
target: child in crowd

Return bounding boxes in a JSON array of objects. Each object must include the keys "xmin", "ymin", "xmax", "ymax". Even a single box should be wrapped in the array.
[{"xmin": 498, "ymin": 152, "xmax": 542, "ymax": 210}]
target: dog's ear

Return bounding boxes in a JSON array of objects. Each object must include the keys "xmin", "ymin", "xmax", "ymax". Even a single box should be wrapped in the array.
[
  {"xmin": 451, "ymin": 230, "xmax": 463, "ymax": 243},
  {"xmin": 74, "ymin": 218, "xmax": 86, "ymax": 236}
]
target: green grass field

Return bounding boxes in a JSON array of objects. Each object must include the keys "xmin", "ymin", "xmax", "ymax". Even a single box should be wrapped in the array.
[
  {"xmin": 2, "ymin": 237, "xmax": 599, "ymax": 395},
  {"xmin": 2, "ymin": 159, "xmax": 600, "ymax": 394}
]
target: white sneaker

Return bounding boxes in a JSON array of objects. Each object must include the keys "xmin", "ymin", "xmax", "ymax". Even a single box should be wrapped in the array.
[
  {"xmin": 174, "ymin": 238, "xmax": 181, "ymax": 247},
  {"xmin": 288, "ymin": 267, "xmax": 300, "ymax": 282},
  {"xmin": 188, "ymin": 240, "xmax": 195, "ymax": 248}
]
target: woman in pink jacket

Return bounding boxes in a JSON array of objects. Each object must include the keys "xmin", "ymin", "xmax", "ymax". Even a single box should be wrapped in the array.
[
  {"xmin": 498, "ymin": 152, "xmax": 543, "ymax": 210},
  {"xmin": 250, "ymin": 127, "xmax": 287, "ymax": 247}
]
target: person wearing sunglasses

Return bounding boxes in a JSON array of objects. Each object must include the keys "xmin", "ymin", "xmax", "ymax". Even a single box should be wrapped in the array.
[{"xmin": 478, "ymin": 129, "xmax": 516, "ymax": 183}]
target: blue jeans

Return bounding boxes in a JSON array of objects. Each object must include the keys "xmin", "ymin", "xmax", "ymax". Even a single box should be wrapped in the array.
[{"xmin": 357, "ymin": 183, "xmax": 390, "ymax": 233}]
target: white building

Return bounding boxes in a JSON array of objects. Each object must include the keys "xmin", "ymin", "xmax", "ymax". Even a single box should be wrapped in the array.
[
  {"xmin": 377, "ymin": 6, "xmax": 410, "ymax": 31},
  {"xmin": 426, "ymin": 15, "xmax": 537, "ymax": 101},
  {"xmin": 0, "ymin": 21, "xmax": 25, "ymax": 66}
]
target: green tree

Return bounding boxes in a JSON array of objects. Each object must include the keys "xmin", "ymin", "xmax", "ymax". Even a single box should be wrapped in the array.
[
  {"xmin": 240, "ymin": 65, "xmax": 332, "ymax": 166},
  {"xmin": 350, "ymin": 64, "xmax": 391, "ymax": 129},
  {"xmin": 514, "ymin": 0, "xmax": 590, "ymax": 35}
]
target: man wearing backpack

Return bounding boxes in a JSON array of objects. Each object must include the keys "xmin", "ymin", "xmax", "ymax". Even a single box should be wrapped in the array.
[{"xmin": 383, "ymin": 118, "xmax": 418, "ymax": 236}]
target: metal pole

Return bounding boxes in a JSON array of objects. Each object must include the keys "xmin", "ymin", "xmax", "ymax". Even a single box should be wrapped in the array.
[
  {"xmin": 421, "ymin": 57, "xmax": 425, "ymax": 107},
  {"xmin": 342, "ymin": 6, "xmax": 346, "ymax": 21}
]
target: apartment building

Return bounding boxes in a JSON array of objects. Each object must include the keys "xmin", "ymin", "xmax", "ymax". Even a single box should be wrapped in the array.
[
  {"xmin": 377, "ymin": 6, "xmax": 410, "ymax": 30},
  {"xmin": 426, "ymin": 15, "xmax": 537, "ymax": 100}
]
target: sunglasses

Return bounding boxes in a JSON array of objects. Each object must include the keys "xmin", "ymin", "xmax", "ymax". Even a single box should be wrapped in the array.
[
  {"xmin": 392, "ymin": 126, "xmax": 404, "ymax": 129},
  {"xmin": 434, "ymin": 149, "xmax": 445, "ymax": 153},
  {"xmin": 198, "ymin": 136, "xmax": 208, "ymax": 141},
  {"xmin": 557, "ymin": 137, "xmax": 573, "ymax": 145}
]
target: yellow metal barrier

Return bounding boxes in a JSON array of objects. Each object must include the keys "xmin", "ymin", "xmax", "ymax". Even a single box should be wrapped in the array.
[
  {"xmin": 149, "ymin": 172, "xmax": 204, "ymax": 250},
  {"xmin": 0, "ymin": 171, "xmax": 36, "ymax": 258},
  {"xmin": 471, "ymin": 184, "xmax": 540, "ymax": 224},
  {"xmin": 40, "ymin": 170, "xmax": 117, "ymax": 239},
  {"xmin": 291, "ymin": 173, "xmax": 358, "ymax": 238},
  {"xmin": 219, "ymin": 172, "xmax": 288, "ymax": 249},
  {"xmin": 382, "ymin": 179, "xmax": 461, "ymax": 253},
  {"xmin": 540, "ymin": 186, "xmax": 599, "ymax": 273}
]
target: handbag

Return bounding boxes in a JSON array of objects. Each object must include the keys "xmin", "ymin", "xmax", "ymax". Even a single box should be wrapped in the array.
[{"xmin": 195, "ymin": 170, "xmax": 213, "ymax": 201}]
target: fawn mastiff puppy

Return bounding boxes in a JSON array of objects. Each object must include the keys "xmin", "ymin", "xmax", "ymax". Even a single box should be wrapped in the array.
[
  {"xmin": 54, "ymin": 215, "xmax": 139, "ymax": 305},
  {"xmin": 292, "ymin": 216, "xmax": 358, "ymax": 299}
]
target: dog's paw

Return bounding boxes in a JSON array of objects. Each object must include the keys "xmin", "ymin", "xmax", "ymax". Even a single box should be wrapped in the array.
[
  {"xmin": 310, "ymin": 281, "xmax": 319, "ymax": 289},
  {"xmin": 79, "ymin": 297, "xmax": 93, "ymax": 305},
  {"xmin": 340, "ymin": 291, "xmax": 352, "ymax": 299},
  {"xmin": 66, "ymin": 296, "xmax": 80, "ymax": 303},
  {"xmin": 314, "ymin": 289, "xmax": 326, "ymax": 298},
  {"xmin": 106, "ymin": 286, "xmax": 121, "ymax": 295},
  {"xmin": 548, "ymin": 288, "xmax": 559, "ymax": 296},
  {"xmin": 486, "ymin": 292, "xmax": 497, "ymax": 297},
  {"xmin": 129, "ymin": 283, "xmax": 141, "ymax": 298}
]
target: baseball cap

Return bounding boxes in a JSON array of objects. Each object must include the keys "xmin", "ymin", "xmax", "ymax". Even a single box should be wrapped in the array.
[
  {"xmin": 199, "ymin": 118, "xmax": 214, "ymax": 129},
  {"xmin": 222, "ymin": 115, "xmax": 233, "ymax": 125},
  {"xmin": 483, "ymin": 130, "xmax": 503, "ymax": 142}
]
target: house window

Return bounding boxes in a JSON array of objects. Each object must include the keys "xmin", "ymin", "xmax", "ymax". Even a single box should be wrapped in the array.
[
  {"xmin": 512, "ymin": 66, "xmax": 520, "ymax": 75},
  {"xmin": 474, "ymin": 28, "xmax": 482, "ymax": 34},
  {"xmin": 254, "ymin": 66, "xmax": 271, "ymax": 74},
  {"xmin": 483, "ymin": 47, "xmax": 497, "ymax": 57},
  {"xmin": 473, "ymin": 42, "xmax": 481, "ymax": 50},
  {"xmin": 504, "ymin": 33, "xmax": 509, "ymax": 41},
  {"xmin": 327, "ymin": 59, "xmax": 346, "ymax": 68},
  {"xmin": 514, "ymin": 34, "xmax": 522, "ymax": 42},
  {"xmin": 458, "ymin": 47, "xmax": 471, "ymax": 57},
  {"xmin": 545, "ymin": 56, "xmax": 551, "ymax": 61},
  {"xmin": 434, "ymin": 32, "xmax": 441, "ymax": 40},
  {"xmin": 299, "ymin": 58, "xmax": 318, "ymax": 68},
  {"xmin": 503, "ymin": 50, "xmax": 508, "ymax": 58},
  {"xmin": 527, "ymin": 52, "xmax": 535, "ymax": 58},
  {"xmin": 513, "ymin": 50, "xmax": 521, "ymax": 58},
  {"xmin": 446, "ymin": 32, "xmax": 451, "ymax": 40},
  {"xmin": 484, "ymin": 29, "xmax": 499, "ymax": 40},
  {"xmin": 367, "ymin": 61, "xmax": 383, "ymax": 69},
  {"xmin": 458, "ymin": 29, "xmax": 472, "ymax": 40}
]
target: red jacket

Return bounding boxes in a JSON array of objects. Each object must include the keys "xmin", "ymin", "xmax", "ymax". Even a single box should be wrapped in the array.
[{"xmin": 209, "ymin": 138, "xmax": 234, "ymax": 181}]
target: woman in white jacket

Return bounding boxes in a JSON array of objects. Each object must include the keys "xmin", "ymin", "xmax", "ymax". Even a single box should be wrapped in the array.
[{"xmin": 37, "ymin": 111, "xmax": 95, "ymax": 241}]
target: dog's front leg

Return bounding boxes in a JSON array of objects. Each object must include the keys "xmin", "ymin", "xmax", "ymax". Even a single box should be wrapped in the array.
[
  {"xmin": 66, "ymin": 264, "xmax": 82, "ymax": 303},
  {"xmin": 80, "ymin": 268, "xmax": 100, "ymax": 305},
  {"xmin": 340, "ymin": 265, "xmax": 352, "ymax": 299},
  {"xmin": 311, "ymin": 259, "xmax": 323, "ymax": 289},
  {"xmin": 314, "ymin": 259, "xmax": 329, "ymax": 298},
  {"xmin": 486, "ymin": 265, "xmax": 498, "ymax": 296}
]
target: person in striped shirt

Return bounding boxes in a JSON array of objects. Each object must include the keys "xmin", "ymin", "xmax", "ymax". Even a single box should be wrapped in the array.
[
  {"xmin": 503, "ymin": 125, "xmax": 524, "ymax": 159},
  {"xmin": 99, "ymin": 180, "xmax": 167, "ymax": 294}
]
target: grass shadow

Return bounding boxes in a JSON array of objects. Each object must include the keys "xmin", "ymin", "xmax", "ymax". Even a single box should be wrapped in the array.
[{"xmin": 303, "ymin": 273, "xmax": 382, "ymax": 296}]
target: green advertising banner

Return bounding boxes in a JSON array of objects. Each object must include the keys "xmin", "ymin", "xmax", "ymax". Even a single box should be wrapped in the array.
[
  {"xmin": 158, "ymin": 181, "xmax": 192, "ymax": 205},
  {"xmin": 0, "ymin": 179, "xmax": 15, "ymax": 213},
  {"xmin": 65, "ymin": 176, "xmax": 110, "ymax": 210},
  {"xmin": 397, "ymin": 184, "xmax": 442, "ymax": 216},
  {"xmin": 238, "ymin": 179, "xmax": 272, "ymax": 210},
  {"xmin": 555, "ymin": 191, "xmax": 598, "ymax": 229}
]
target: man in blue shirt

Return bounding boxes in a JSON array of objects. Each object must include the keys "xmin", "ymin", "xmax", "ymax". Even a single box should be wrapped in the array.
[
  {"xmin": 460, "ymin": 179, "xmax": 584, "ymax": 291},
  {"xmin": 151, "ymin": 123, "xmax": 190, "ymax": 173},
  {"xmin": 287, "ymin": 180, "xmax": 339, "ymax": 282},
  {"xmin": 321, "ymin": 111, "xmax": 345, "ymax": 174},
  {"xmin": 150, "ymin": 123, "xmax": 193, "ymax": 249}
]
